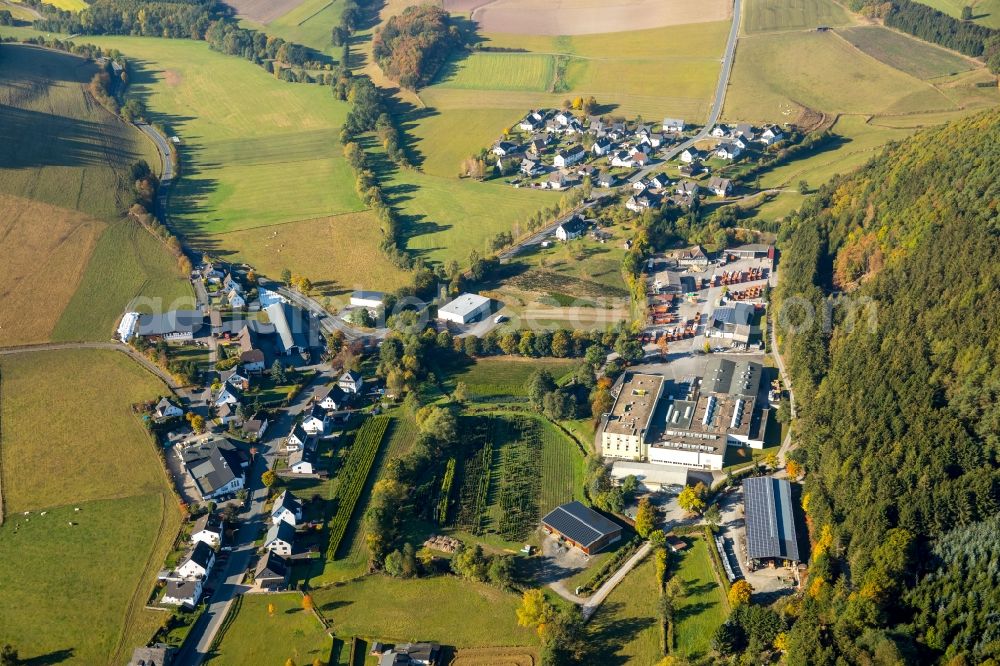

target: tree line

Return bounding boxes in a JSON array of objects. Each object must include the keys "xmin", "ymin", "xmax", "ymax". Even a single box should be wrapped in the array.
[{"xmin": 772, "ymin": 108, "xmax": 1000, "ymax": 664}]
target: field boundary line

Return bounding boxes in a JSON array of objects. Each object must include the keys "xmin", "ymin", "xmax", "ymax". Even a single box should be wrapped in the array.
[
  {"xmin": 296, "ymin": 0, "xmax": 335, "ymax": 26},
  {"xmin": 205, "ymin": 208, "xmax": 373, "ymax": 236}
]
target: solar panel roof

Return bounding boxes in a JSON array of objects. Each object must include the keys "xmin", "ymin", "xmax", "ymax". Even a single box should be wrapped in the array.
[
  {"xmin": 541, "ymin": 501, "xmax": 621, "ymax": 549},
  {"xmin": 743, "ymin": 477, "xmax": 800, "ymax": 562}
]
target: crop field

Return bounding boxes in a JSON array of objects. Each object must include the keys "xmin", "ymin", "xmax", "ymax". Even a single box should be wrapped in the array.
[
  {"xmin": 743, "ymin": 0, "xmax": 853, "ymax": 33},
  {"xmin": 587, "ymin": 555, "xmax": 663, "ymax": 664},
  {"xmin": 326, "ymin": 415, "xmax": 390, "ymax": 559},
  {"xmin": 452, "ymin": 0, "xmax": 731, "ymax": 35},
  {"xmin": 443, "ymin": 357, "xmax": 577, "ymax": 399},
  {"xmin": 724, "ymin": 30, "xmax": 961, "ymax": 121},
  {"xmin": 913, "ymin": 0, "xmax": 1000, "ymax": 27},
  {"xmin": 79, "ymin": 36, "xmax": 363, "ymax": 235},
  {"xmin": 0, "ymin": 44, "xmax": 159, "ymax": 220},
  {"xmin": 240, "ymin": 0, "xmax": 346, "ymax": 53},
  {"xmin": 0, "ymin": 349, "xmax": 182, "ymax": 665},
  {"xmin": 313, "ymin": 574, "xmax": 538, "ymax": 647},
  {"xmin": 837, "ymin": 26, "xmax": 976, "ymax": 79},
  {"xmin": 435, "ymin": 53, "xmax": 555, "ymax": 91},
  {"xmin": 451, "ymin": 647, "xmax": 539, "ymax": 665},
  {"xmin": 671, "ymin": 537, "xmax": 729, "ymax": 658},
  {"xmin": 207, "ymin": 593, "xmax": 333, "ymax": 666},
  {"xmin": 0, "ymin": 196, "xmax": 104, "ymax": 346},
  {"xmin": 207, "ymin": 211, "xmax": 413, "ymax": 301},
  {"xmin": 52, "ymin": 220, "xmax": 195, "ymax": 341}
]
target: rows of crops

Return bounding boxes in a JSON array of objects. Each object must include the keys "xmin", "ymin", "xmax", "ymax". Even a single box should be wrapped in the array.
[
  {"xmin": 492, "ymin": 417, "xmax": 543, "ymax": 541},
  {"xmin": 436, "ymin": 458, "xmax": 457, "ymax": 526},
  {"xmin": 454, "ymin": 418, "xmax": 495, "ymax": 534},
  {"xmin": 325, "ymin": 416, "xmax": 390, "ymax": 559}
]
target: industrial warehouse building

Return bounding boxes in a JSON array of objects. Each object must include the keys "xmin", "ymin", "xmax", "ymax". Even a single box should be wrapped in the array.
[
  {"xmin": 437, "ymin": 293, "xmax": 492, "ymax": 325},
  {"xmin": 541, "ymin": 501, "xmax": 623, "ymax": 554},
  {"xmin": 600, "ymin": 359, "xmax": 768, "ymax": 471},
  {"xmin": 742, "ymin": 476, "xmax": 801, "ymax": 566}
]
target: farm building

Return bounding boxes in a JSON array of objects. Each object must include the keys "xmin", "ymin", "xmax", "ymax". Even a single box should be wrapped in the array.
[
  {"xmin": 728, "ymin": 243, "xmax": 773, "ymax": 259},
  {"xmin": 601, "ymin": 373, "xmax": 665, "ymax": 461},
  {"xmin": 541, "ymin": 501, "xmax": 623, "ymax": 555},
  {"xmin": 350, "ymin": 290, "xmax": 386, "ymax": 310},
  {"xmin": 263, "ymin": 303, "xmax": 299, "ymax": 356},
  {"xmin": 135, "ymin": 310, "xmax": 204, "ymax": 342},
  {"xmin": 742, "ymin": 476, "xmax": 801, "ymax": 566},
  {"xmin": 438, "ymin": 293, "xmax": 491, "ymax": 325}
]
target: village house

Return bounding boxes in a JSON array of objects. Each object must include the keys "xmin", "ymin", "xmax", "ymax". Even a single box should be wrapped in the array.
[
  {"xmin": 626, "ymin": 192, "xmax": 659, "ymax": 213},
  {"xmin": 716, "ymin": 143, "xmax": 742, "ymax": 160},
  {"xmin": 242, "ymin": 414, "xmax": 268, "ymax": 441},
  {"xmin": 759, "ymin": 125, "xmax": 784, "ymax": 145},
  {"xmin": 553, "ymin": 144, "xmax": 586, "ymax": 168},
  {"xmin": 177, "ymin": 541, "xmax": 215, "ymax": 580},
  {"xmin": 300, "ymin": 403, "xmax": 327, "ymax": 436},
  {"xmin": 237, "ymin": 326, "xmax": 266, "ymax": 373},
  {"xmin": 596, "ymin": 171, "xmax": 616, "ymax": 188},
  {"xmin": 227, "ymin": 290, "xmax": 246, "ymax": 310},
  {"xmin": 271, "ymin": 490, "xmax": 303, "ymax": 528},
  {"xmin": 350, "ymin": 290, "xmax": 385, "ymax": 311},
  {"xmin": 711, "ymin": 124, "xmax": 731, "ymax": 138},
  {"xmin": 555, "ymin": 217, "xmax": 587, "ymax": 241},
  {"xmin": 518, "ymin": 111, "xmax": 545, "ymax": 132},
  {"xmin": 286, "ymin": 424, "xmax": 310, "ymax": 452},
  {"xmin": 375, "ymin": 643, "xmax": 441, "ymax": 666},
  {"xmin": 315, "ymin": 384, "xmax": 348, "ymax": 411},
  {"xmin": 162, "ymin": 579, "xmax": 202, "ymax": 609},
  {"xmin": 288, "ymin": 448, "xmax": 315, "ymax": 475},
  {"xmin": 554, "ymin": 110, "xmax": 575, "ymax": 126},
  {"xmin": 220, "ymin": 368, "xmax": 250, "ymax": 391},
  {"xmin": 632, "ymin": 179, "xmax": 649, "ymax": 192},
  {"xmin": 592, "ymin": 137, "xmax": 613, "ymax": 156},
  {"xmin": 155, "ymin": 397, "xmax": 183, "ymax": 420},
  {"xmin": 520, "ymin": 158, "xmax": 542, "ymax": 177},
  {"xmin": 254, "ymin": 551, "xmax": 289, "ymax": 591},
  {"xmin": 191, "ymin": 514, "xmax": 223, "ymax": 548},
  {"xmin": 181, "ymin": 438, "xmax": 247, "ymax": 501},
  {"xmin": 128, "ymin": 644, "xmax": 174, "ymax": 666},
  {"xmin": 264, "ymin": 521, "xmax": 295, "ymax": 556},
  {"xmin": 735, "ymin": 123, "xmax": 756, "ymax": 141},
  {"xmin": 547, "ymin": 171, "xmax": 568, "ymax": 190},
  {"xmin": 610, "ymin": 150, "xmax": 635, "ymax": 168},
  {"xmin": 492, "ymin": 140, "xmax": 518, "ymax": 156},
  {"xmin": 671, "ymin": 244, "xmax": 711, "ymax": 266},
  {"xmin": 631, "ymin": 151, "xmax": 649, "ymax": 167},
  {"xmin": 679, "ymin": 161, "xmax": 702, "ymax": 177},
  {"xmin": 339, "ymin": 370, "xmax": 363, "ymax": 394},
  {"xmin": 214, "ymin": 383, "xmax": 242, "ymax": 408},
  {"xmin": 675, "ymin": 180, "xmax": 699, "ymax": 198},
  {"xmin": 662, "ymin": 117, "xmax": 685, "ymax": 133},
  {"xmin": 680, "ymin": 148, "xmax": 702, "ymax": 164},
  {"xmin": 223, "ymin": 273, "xmax": 242, "ymax": 294},
  {"xmin": 648, "ymin": 174, "xmax": 669, "ymax": 191},
  {"xmin": 708, "ymin": 176, "xmax": 733, "ymax": 197}
]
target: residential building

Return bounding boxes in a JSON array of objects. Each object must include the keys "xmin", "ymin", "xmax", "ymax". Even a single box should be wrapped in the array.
[
  {"xmin": 492, "ymin": 140, "xmax": 518, "ymax": 156},
  {"xmin": 518, "ymin": 111, "xmax": 545, "ymax": 132},
  {"xmin": 177, "ymin": 541, "xmax": 215, "ymax": 580},
  {"xmin": 237, "ymin": 326, "xmax": 266, "ymax": 372},
  {"xmin": 662, "ymin": 118, "xmax": 685, "ymax": 133},
  {"xmin": 286, "ymin": 425, "xmax": 309, "ymax": 452},
  {"xmin": 610, "ymin": 151, "xmax": 635, "ymax": 168},
  {"xmin": 592, "ymin": 137, "xmax": 613, "ymax": 156},
  {"xmin": 553, "ymin": 144, "xmax": 585, "ymax": 168},
  {"xmin": 271, "ymin": 490, "xmax": 303, "ymax": 527},
  {"xmin": 301, "ymin": 403, "xmax": 327, "ymax": 436},
  {"xmin": 264, "ymin": 521, "xmax": 295, "ymax": 556},
  {"xmin": 220, "ymin": 368, "xmax": 250, "ymax": 391},
  {"xmin": 288, "ymin": 448, "xmax": 315, "ymax": 475},
  {"xmin": 708, "ymin": 177, "xmax": 733, "ymax": 197},
  {"xmin": 162, "ymin": 579, "xmax": 202, "ymax": 609},
  {"xmin": 675, "ymin": 180, "xmax": 699, "ymax": 198},
  {"xmin": 555, "ymin": 217, "xmax": 587, "ymax": 241},
  {"xmin": 541, "ymin": 501, "xmax": 623, "ymax": 555},
  {"xmin": 711, "ymin": 124, "xmax": 731, "ymax": 138},
  {"xmin": 743, "ymin": 476, "xmax": 801, "ymax": 565},
  {"xmin": 520, "ymin": 158, "xmax": 541, "ymax": 176},
  {"xmin": 680, "ymin": 148, "xmax": 702, "ymax": 164},
  {"xmin": 254, "ymin": 551, "xmax": 290, "ymax": 591},
  {"xmin": 190, "ymin": 514, "xmax": 223, "ymax": 547},
  {"xmin": 242, "ymin": 415, "xmax": 268, "ymax": 441},
  {"xmin": 339, "ymin": 370, "xmax": 364, "ymax": 394},
  {"xmin": 127, "ymin": 644, "xmax": 174, "ymax": 666},
  {"xmin": 716, "ymin": 143, "xmax": 742, "ymax": 160},
  {"xmin": 596, "ymin": 171, "xmax": 616, "ymax": 188},
  {"xmin": 759, "ymin": 126, "xmax": 784, "ymax": 146},
  {"xmin": 214, "ymin": 383, "xmax": 242, "ymax": 408},
  {"xmin": 181, "ymin": 438, "xmax": 247, "ymax": 500},
  {"xmin": 670, "ymin": 245, "xmax": 710, "ymax": 266},
  {"xmin": 155, "ymin": 397, "xmax": 183, "ymax": 420},
  {"xmin": 227, "ymin": 290, "xmax": 246, "ymax": 310},
  {"xmin": 438, "ymin": 293, "xmax": 491, "ymax": 325},
  {"xmin": 377, "ymin": 642, "xmax": 441, "ymax": 666}
]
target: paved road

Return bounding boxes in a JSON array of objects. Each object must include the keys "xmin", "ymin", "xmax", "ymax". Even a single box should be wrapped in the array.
[
  {"xmin": 497, "ymin": 194, "xmax": 611, "ymax": 261},
  {"xmin": 629, "ymin": 0, "xmax": 742, "ymax": 183}
]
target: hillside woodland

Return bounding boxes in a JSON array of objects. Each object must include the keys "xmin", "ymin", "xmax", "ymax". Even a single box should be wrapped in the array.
[
  {"xmin": 371, "ymin": 5, "xmax": 463, "ymax": 90},
  {"xmin": 774, "ymin": 109, "xmax": 1000, "ymax": 664}
]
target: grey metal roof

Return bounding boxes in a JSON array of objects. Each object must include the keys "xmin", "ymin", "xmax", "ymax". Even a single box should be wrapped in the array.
[
  {"xmin": 704, "ymin": 358, "xmax": 761, "ymax": 399},
  {"xmin": 266, "ymin": 521, "xmax": 295, "ymax": 546},
  {"xmin": 712, "ymin": 302, "xmax": 755, "ymax": 327},
  {"xmin": 541, "ymin": 501, "xmax": 622, "ymax": 549},
  {"xmin": 351, "ymin": 290, "xmax": 385, "ymax": 302},
  {"xmin": 136, "ymin": 310, "xmax": 203, "ymax": 336},
  {"xmin": 264, "ymin": 303, "xmax": 296, "ymax": 353},
  {"xmin": 743, "ymin": 476, "xmax": 801, "ymax": 562}
]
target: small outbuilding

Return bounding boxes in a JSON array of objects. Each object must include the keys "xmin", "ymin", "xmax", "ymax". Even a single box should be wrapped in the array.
[{"xmin": 541, "ymin": 501, "xmax": 623, "ymax": 555}]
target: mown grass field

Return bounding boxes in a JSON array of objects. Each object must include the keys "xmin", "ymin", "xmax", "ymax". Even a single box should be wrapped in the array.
[
  {"xmin": 313, "ymin": 574, "xmax": 538, "ymax": 647},
  {"xmin": 0, "ymin": 44, "xmax": 159, "ymax": 220},
  {"xmin": 52, "ymin": 220, "xmax": 195, "ymax": 341},
  {"xmin": 537, "ymin": 417, "xmax": 586, "ymax": 513},
  {"xmin": 837, "ymin": 26, "xmax": 975, "ymax": 79},
  {"xmin": 913, "ymin": 0, "xmax": 1000, "ymax": 27},
  {"xmin": 587, "ymin": 555, "xmax": 663, "ymax": 664},
  {"xmin": 11, "ymin": 0, "xmax": 86, "ymax": 11},
  {"xmin": 443, "ymin": 357, "xmax": 577, "ymax": 399},
  {"xmin": 78, "ymin": 36, "xmax": 363, "ymax": 235},
  {"xmin": 724, "ymin": 30, "xmax": 964, "ymax": 121},
  {"xmin": 742, "ymin": 0, "xmax": 853, "ymax": 33},
  {"xmin": 0, "ymin": 195, "xmax": 104, "ymax": 346},
  {"xmin": 0, "ymin": 349, "xmax": 182, "ymax": 665},
  {"xmin": 209, "ymin": 211, "xmax": 413, "ymax": 303},
  {"xmin": 434, "ymin": 53, "xmax": 555, "ymax": 91},
  {"xmin": 672, "ymin": 537, "xmax": 728, "ymax": 659},
  {"xmin": 403, "ymin": 107, "xmax": 526, "ymax": 178},
  {"xmin": 207, "ymin": 593, "xmax": 333, "ymax": 666}
]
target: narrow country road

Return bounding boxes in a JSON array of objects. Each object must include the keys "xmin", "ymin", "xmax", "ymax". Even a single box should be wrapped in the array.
[
  {"xmin": 497, "ymin": 194, "xmax": 611, "ymax": 260},
  {"xmin": 580, "ymin": 542, "xmax": 652, "ymax": 620},
  {"xmin": 135, "ymin": 122, "xmax": 175, "ymax": 223},
  {"xmin": 0, "ymin": 341, "xmax": 184, "ymax": 391},
  {"xmin": 629, "ymin": 0, "xmax": 742, "ymax": 183}
]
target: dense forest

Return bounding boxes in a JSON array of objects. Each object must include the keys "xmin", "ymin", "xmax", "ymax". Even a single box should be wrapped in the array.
[
  {"xmin": 849, "ymin": 0, "xmax": 1000, "ymax": 69},
  {"xmin": 774, "ymin": 109, "xmax": 1000, "ymax": 663},
  {"xmin": 371, "ymin": 5, "xmax": 463, "ymax": 90}
]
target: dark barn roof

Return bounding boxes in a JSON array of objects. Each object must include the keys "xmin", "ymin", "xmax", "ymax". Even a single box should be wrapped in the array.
[
  {"xmin": 743, "ymin": 476, "xmax": 801, "ymax": 562},
  {"xmin": 541, "ymin": 501, "xmax": 621, "ymax": 550}
]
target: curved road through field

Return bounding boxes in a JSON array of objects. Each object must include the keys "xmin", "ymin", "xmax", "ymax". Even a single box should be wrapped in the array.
[
  {"xmin": 135, "ymin": 122, "xmax": 175, "ymax": 221},
  {"xmin": 629, "ymin": 0, "xmax": 742, "ymax": 183}
]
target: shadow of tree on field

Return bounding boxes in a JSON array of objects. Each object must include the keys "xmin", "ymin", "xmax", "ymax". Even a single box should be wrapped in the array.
[{"xmin": 22, "ymin": 648, "xmax": 75, "ymax": 666}]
